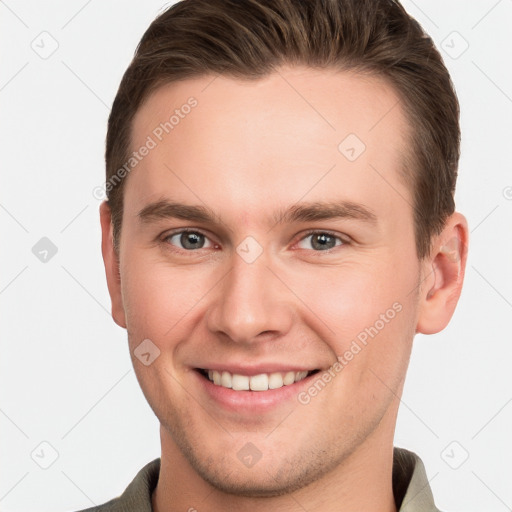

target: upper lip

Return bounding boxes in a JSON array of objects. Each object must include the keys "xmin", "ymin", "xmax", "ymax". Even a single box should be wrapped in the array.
[{"xmin": 194, "ymin": 363, "xmax": 321, "ymax": 376}]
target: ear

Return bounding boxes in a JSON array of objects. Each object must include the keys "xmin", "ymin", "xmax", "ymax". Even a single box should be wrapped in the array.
[
  {"xmin": 99, "ymin": 201, "xmax": 127, "ymax": 329},
  {"xmin": 416, "ymin": 212, "xmax": 469, "ymax": 335}
]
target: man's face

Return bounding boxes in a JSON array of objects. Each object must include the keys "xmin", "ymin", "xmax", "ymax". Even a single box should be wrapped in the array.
[{"xmin": 113, "ymin": 66, "xmax": 426, "ymax": 495}]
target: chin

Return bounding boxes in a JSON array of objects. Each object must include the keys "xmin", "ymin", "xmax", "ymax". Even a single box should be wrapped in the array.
[
  {"xmin": 193, "ymin": 465, "xmax": 313, "ymax": 498},
  {"xmin": 183, "ymin": 441, "xmax": 341, "ymax": 498}
]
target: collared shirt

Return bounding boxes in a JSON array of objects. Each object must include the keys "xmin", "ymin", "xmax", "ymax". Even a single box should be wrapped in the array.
[{"xmin": 75, "ymin": 447, "xmax": 441, "ymax": 511}]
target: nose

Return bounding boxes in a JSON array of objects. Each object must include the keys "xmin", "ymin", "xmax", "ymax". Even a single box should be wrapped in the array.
[{"xmin": 206, "ymin": 248, "xmax": 294, "ymax": 345}]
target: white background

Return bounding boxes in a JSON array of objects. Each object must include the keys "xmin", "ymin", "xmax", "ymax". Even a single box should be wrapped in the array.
[{"xmin": 1, "ymin": 1, "xmax": 511, "ymax": 510}]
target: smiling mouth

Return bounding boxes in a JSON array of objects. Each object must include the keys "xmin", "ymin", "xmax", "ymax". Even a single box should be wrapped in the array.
[{"xmin": 195, "ymin": 368, "xmax": 320, "ymax": 391}]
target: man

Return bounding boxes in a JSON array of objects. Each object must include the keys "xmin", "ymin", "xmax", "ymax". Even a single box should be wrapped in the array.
[{"xmin": 86, "ymin": 0, "xmax": 468, "ymax": 510}]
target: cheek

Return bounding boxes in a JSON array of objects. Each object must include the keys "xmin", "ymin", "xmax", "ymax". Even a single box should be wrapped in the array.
[
  {"xmin": 119, "ymin": 252, "xmax": 212, "ymax": 344},
  {"xmin": 302, "ymin": 257, "xmax": 410, "ymax": 330},
  {"xmin": 295, "ymin": 251, "xmax": 419, "ymax": 374}
]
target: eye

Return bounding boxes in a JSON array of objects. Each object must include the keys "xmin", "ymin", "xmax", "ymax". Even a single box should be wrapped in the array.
[
  {"xmin": 296, "ymin": 231, "xmax": 346, "ymax": 251},
  {"xmin": 161, "ymin": 229, "xmax": 347, "ymax": 253},
  {"xmin": 164, "ymin": 229, "xmax": 215, "ymax": 251}
]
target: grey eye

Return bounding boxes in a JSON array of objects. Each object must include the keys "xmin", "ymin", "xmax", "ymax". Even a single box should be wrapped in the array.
[
  {"xmin": 297, "ymin": 232, "xmax": 343, "ymax": 251},
  {"xmin": 167, "ymin": 231, "xmax": 213, "ymax": 250}
]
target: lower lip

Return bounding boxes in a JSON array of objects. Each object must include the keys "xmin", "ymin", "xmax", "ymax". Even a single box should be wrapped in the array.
[{"xmin": 193, "ymin": 370, "xmax": 318, "ymax": 414}]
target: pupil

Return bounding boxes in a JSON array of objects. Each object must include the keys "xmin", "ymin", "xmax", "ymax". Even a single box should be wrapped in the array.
[
  {"xmin": 313, "ymin": 233, "xmax": 334, "ymax": 250},
  {"xmin": 182, "ymin": 232, "xmax": 204, "ymax": 249}
]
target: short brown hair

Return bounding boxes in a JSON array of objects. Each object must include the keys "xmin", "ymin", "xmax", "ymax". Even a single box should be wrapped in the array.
[{"xmin": 105, "ymin": 0, "xmax": 460, "ymax": 259}]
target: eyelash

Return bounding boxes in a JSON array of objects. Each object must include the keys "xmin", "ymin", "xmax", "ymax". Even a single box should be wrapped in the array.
[{"xmin": 161, "ymin": 228, "xmax": 349, "ymax": 254}]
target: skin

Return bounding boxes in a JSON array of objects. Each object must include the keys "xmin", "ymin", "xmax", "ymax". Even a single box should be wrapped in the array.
[{"xmin": 100, "ymin": 66, "xmax": 468, "ymax": 512}]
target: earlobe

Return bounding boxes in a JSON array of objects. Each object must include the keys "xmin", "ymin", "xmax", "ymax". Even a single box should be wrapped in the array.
[
  {"xmin": 416, "ymin": 212, "xmax": 469, "ymax": 335},
  {"xmin": 99, "ymin": 201, "xmax": 127, "ymax": 329}
]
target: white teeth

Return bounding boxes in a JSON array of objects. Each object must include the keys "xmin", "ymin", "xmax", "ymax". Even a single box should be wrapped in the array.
[
  {"xmin": 268, "ymin": 372, "xmax": 284, "ymax": 389},
  {"xmin": 232, "ymin": 374, "xmax": 250, "ymax": 390},
  {"xmin": 204, "ymin": 369, "xmax": 313, "ymax": 391},
  {"xmin": 295, "ymin": 371, "xmax": 308, "ymax": 382},
  {"xmin": 283, "ymin": 371, "xmax": 296, "ymax": 385},
  {"xmin": 221, "ymin": 371, "xmax": 232, "ymax": 388},
  {"xmin": 249, "ymin": 373, "xmax": 268, "ymax": 391}
]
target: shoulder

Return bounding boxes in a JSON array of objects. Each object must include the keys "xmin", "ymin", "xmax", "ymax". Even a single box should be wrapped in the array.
[
  {"xmin": 71, "ymin": 458, "xmax": 161, "ymax": 512},
  {"xmin": 393, "ymin": 447, "xmax": 442, "ymax": 512}
]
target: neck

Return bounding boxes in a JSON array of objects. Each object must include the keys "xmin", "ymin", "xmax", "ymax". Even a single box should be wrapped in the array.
[{"xmin": 152, "ymin": 411, "xmax": 398, "ymax": 512}]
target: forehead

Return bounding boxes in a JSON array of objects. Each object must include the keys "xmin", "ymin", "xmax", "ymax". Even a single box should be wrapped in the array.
[{"xmin": 126, "ymin": 66, "xmax": 411, "ymax": 223}]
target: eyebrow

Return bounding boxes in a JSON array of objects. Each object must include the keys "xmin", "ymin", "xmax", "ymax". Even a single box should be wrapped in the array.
[{"xmin": 137, "ymin": 198, "xmax": 378, "ymax": 228}]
